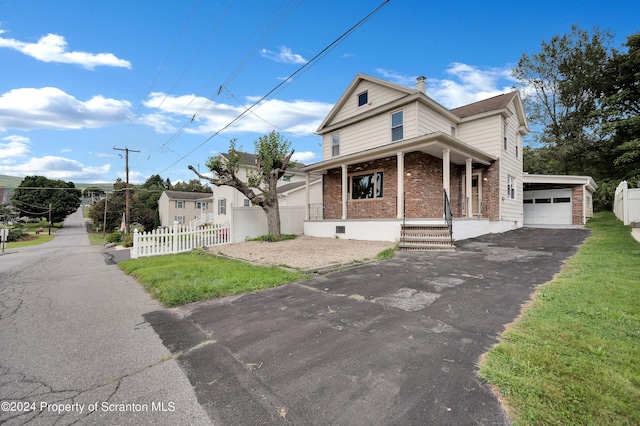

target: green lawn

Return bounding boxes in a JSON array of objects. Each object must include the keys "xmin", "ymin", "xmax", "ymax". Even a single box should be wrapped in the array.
[
  {"xmin": 4, "ymin": 233, "xmax": 56, "ymax": 248},
  {"xmin": 479, "ymin": 212, "xmax": 640, "ymax": 425},
  {"xmin": 119, "ymin": 250, "xmax": 308, "ymax": 307}
]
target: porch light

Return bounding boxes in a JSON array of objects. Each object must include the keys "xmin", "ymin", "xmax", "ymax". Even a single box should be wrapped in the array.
[
  {"xmin": 483, "ymin": 177, "xmax": 489, "ymax": 182},
  {"xmin": 406, "ymin": 171, "xmax": 412, "ymax": 177}
]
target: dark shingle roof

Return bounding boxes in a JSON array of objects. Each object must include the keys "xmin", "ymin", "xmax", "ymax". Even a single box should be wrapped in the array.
[
  {"xmin": 220, "ymin": 151, "xmax": 305, "ymax": 169},
  {"xmin": 450, "ymin": 91, "xmax": 518, "ymax": 118},
  {"xmin": 164, "ymin": 191, "xmax": 213, "ymax": 200}
]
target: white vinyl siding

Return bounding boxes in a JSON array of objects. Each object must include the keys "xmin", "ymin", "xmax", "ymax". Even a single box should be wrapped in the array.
[{"xmin": 331, "ymin": 80, "xmax": 407, "ymax": 124}]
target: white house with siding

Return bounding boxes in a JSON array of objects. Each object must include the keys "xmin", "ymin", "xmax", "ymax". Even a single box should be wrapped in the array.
[{"xmin": 300, "ymin": 73, "xmax": 591, "ymax": 248}]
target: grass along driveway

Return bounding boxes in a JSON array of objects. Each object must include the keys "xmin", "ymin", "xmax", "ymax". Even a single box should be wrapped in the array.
[
  {"xmin": 119, "ymin": 249, "xmax": 308, "ymax": 307},
  {"xmin": 479, "ymin": 212, "xmax": 640, "ymax": 425}
]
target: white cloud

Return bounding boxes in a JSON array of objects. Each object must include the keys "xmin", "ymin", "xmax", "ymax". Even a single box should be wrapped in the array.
[
  {"xmin": 260, "ymin": 46, "xmax": 307, "ymax": 64},
  {"xmin": 375, "ymin": 63, "xmax": 516, "ymax": 109},
  {"xmin": 0, "ymin": 155, "xmax": 111, "ymax": 181},
  {"xmin": 291, "ymin": 151, "xmax": 316, "ymax": 164},
  {"xmin": 0, "ymin": 135, "xmax": 32, "ymax": 163},
  {"xmin": 140, "ymin": 92, "xmax": 332, "ymax": 137},
  {"xmin": 0, "ymin": 29, "xmax": 131, "ymax": 69},
  {"xmin": 0, "ymin": 87, "xmax": 133, "ymax": 130}
]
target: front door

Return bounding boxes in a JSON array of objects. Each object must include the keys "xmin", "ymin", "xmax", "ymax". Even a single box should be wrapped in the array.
[{"xmin": 463, "ymin": 174, "xmax": 482, "ymax": 217}]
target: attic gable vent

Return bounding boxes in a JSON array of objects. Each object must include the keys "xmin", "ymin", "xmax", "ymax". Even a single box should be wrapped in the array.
[{"xmin": 358, "ymin": 91, "xmax": 368, "ymax": 107}]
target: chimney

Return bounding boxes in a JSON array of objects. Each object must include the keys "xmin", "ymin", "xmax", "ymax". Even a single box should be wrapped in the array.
[{"xmin": 415, "ymin": 76, "xmax": 426, "ymax": 94}]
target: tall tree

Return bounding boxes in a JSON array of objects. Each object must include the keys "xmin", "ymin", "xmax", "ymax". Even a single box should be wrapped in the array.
[
  {"xmin": 172, "ymin": 179, "xmax": 212, "ymax": 193},
  {"xmin": 12, "ymin": 176, "xmax": 81, "ymax": 223},
  {"xmin": 515, "ymin": 25, "xmax": 614, "ymax": 175},
  {"xmin": 598, "ymin": 32, "xmax": 640, "ymax": 182},
  {"xmin": 189, "ymin": 131, "xmax": 294, "ymax": 238}
]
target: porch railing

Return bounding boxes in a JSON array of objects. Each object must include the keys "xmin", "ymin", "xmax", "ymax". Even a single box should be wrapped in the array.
[
  {"xmin": 309, "ymin": 203, "xmax": 324, "ymax": 220},
  {"xmin": 443, "ymin": 189, "xmax": 453, "ymax": 243}
]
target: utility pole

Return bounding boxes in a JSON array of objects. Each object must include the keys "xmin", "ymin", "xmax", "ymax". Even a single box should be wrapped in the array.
[{"xmin": 113, "ymin": 147, "xmax": 140, "ymax": 235}]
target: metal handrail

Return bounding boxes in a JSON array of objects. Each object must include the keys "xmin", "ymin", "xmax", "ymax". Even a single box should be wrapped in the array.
[{"xmin": 443, "ymin": 189, "xmax": 453, "ymax": 243}]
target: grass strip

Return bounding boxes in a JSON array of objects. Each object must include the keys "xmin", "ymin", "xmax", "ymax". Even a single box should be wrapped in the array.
[
  {"xmin": 479, "ymin": 212, "xmax": 640, "ymax": 425},
  {"xmin": 119, "ymin": 250, "xmax": 308, "ymax": 307}
]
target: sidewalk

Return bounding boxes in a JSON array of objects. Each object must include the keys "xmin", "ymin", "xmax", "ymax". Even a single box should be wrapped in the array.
[{"xmin": 632, "ymin": 227, "xmax": 640, "ymax": 243}]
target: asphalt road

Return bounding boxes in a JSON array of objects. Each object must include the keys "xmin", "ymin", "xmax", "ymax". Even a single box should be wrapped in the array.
[{"xmin": 0, "ymin": 209, "xmax": 212, "ymax": 425}]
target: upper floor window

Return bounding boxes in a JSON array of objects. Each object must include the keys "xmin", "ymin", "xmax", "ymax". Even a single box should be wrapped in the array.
[
  {"xmin": 218, "ymin": 198, "xmax": 226, "ymax": 215},
  {"xmin": 391, "ymin": 111, "xmax": 403, "ymax": 142},
  {"xmin": 503, "ymin": 121, "xmax": 508, "ymax": 150},
  {"xmin": 195, "ymin": 201, "xmax": 208, "ymax": 209},
  {"xmin": 350, "ymin": 171, "xmax": 384, "ymax": 200},
  {"xmin": 332, "ymin": 132, "xmax": 340, "ymax": 157},
  {"xmin": 358, "ymin": 91, "xmax": 368, "ymax": 107},
  {"xmin": 243, "ymin": 199, "xmax": 250, "ymax": 207},
  {"xmin": 451, "ymin": 126, "xmax": 457, "ymax": 138},
  {"xmin": 282, "ymin": 175, "xmax": 291, "ymax": 182},
  {"xmin": 175, "ymin": 200, "xmax": 184, "ymax": 209},
  {"xmin": 515, "ymin": 132, "xmax": 520, "ymax": 158},
  {"xmin": 507, "ymin": 176, "xmax": 516, "ymax": 200}
]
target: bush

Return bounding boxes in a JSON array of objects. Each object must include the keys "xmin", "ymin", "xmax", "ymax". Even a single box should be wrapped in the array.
[
  {"xmin": 7, "ymin": 226, "xmax": 24, "ymax": 242},
  {"xmin": 122, "ymin": 234, "xmax": 133, "ymax": 248},
  {"xmin": 106, "ymin": 231, "xmax": 123, "ymax": 243}
]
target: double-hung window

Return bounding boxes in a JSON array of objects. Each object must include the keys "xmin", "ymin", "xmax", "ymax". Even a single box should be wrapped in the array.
[
  {"xmin": 218, "ymin": 198, "xmax": 226, "ymax": 215},
  {"xmin": 350, "ymin": 171, "xmax": 384, "ymax": 200},
  {"xmin": 507, "ymin": 176, "xmax": 515, "ymax": 200},
  {"xmin": 332, "ymin": 132, "xmax": 340, "ymax": 157},
  {"xmin": 503, "ymin": 121, "xmax": 508, "ymax": 150},
  {"xmin": 175, "ymin": 200, "xmax": 184, "ymax": 209},
  {"xmin": 195, "ymin": 201, "xmax": 208, "ymax": 209},
  {"xmin": 391, "ymin": 111, "xmax": 403, "ymax": 142}
]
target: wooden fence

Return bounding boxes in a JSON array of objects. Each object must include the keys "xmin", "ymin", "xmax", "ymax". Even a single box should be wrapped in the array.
[{"xmin": 131, "ymin": 221, "xmax": 231, "ymax": 259}]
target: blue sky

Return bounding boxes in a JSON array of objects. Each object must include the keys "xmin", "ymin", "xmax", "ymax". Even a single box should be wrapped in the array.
[{"xmin": 1, "ymin": 0, "xmax": 638, "ymax": 184}]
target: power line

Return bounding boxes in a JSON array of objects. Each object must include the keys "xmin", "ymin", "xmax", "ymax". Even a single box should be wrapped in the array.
[{"xmin": 158, "ymin": 0, "xmax": 391, "ymax": 174}]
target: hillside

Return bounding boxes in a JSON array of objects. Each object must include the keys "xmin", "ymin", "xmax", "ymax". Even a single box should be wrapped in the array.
[{"xmin": 0, "ymin": 174, "xmax": 113, "ymax": 191}]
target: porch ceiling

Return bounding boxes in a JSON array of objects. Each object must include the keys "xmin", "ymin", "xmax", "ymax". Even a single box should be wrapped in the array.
[{"xmin": 302, "ymin": 131, "xmax": 495, "ymax": 173}]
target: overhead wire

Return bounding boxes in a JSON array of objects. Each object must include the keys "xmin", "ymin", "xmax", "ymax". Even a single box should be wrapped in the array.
[
  {"xmin": 157, "ymin": 0, "xmax": 391, "ymax": 174},
  {"xmin": 154, "ymin": 0, "xmax": 303, "ymax": 155}
]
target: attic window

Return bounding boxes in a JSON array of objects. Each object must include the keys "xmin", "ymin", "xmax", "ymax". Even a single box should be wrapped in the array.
[{"xmin": 358, "ymin": 91, "xmax": 368, "ymax": 107}]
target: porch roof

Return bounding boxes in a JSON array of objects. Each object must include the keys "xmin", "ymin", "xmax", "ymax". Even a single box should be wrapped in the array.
[{"xmin": 301, "ymin": 131, "xmax": 495, "ymax": 173}]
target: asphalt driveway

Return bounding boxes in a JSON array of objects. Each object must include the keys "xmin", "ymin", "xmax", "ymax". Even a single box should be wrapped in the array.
[{"xmin": 145, "ymin": 227, "xmax": 590, "ymax": 425}]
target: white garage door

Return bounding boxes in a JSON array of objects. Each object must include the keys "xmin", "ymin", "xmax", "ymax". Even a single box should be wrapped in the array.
[{"xmin": 524, "ymin": 189, "xmax": 572, "ymax": 225}]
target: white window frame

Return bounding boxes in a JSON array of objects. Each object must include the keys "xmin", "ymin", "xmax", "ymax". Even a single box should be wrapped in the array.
[
  {"xmin": 218, "ymin": 198, "xmax": 227, "ymax": 215},
  {"xmin": 175, "ymin": 200, "xmax": 184, "ymax": 209},
  {"xmin": 507, "ymin": 176, "xmax": 516, "ymax": 200},
  {"xmin": 195, "ymin": 201, "xmax": 208, "ymax": 209},
  {"xmin": 174, "ymin": 215, "xmax": 184, "ymax": 223},
  {"xmin": 332, "ymin": 132, "xmax": 340, "ymax": 157},
  {"xmin": 503, "ymin": 121, "xmax": 508, "ymax": 151},
  {"xmin": 391, "ymin": 110, "xmax": 403, "ymax": 142},
  {"xmin": 243, "ymin": 199, "xmax": 250, "ymax": 207}
]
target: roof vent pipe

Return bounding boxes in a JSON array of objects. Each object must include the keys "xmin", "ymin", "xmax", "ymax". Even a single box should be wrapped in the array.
[{"xmin": 416, "ymin": 76, "xmax": 426, "ymax": 94}]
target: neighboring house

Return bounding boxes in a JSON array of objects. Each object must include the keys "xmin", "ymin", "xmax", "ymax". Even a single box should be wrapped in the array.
[
  {"xmin": 300, "ymin": 73, "xmax": 595, "ymax": 246},
  {"xmin": 209, "ymin": 151, "xmax": 321, "ymax": 224},
  {"xmin": 158, "ymin": 191, "xmax": 214, "ymax": 227}
]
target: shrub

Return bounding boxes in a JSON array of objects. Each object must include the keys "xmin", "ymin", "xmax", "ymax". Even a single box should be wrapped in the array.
[
  {"xmin": 106, "ymin": 231, "xmax": 123, "ymax": 243},
  {"xmin": 248, "ymin": 234, "xmax": 297, "ymax": 242},
  {"xmin": 122, "ymin": 234, "xmax": 134, "ymax": 248},
  {"xmin": 7, "ymin": 226, "xmax": 24, "ymax": 242}
]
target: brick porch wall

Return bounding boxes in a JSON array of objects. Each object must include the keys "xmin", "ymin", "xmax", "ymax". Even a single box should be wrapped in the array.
[
  {"xmin": 482, "ymin": 160, "xmax": 500, "ymax": 220},
  {"xmin": 322, "ymin": 151, "xmax": 470, "ymax": 220}
]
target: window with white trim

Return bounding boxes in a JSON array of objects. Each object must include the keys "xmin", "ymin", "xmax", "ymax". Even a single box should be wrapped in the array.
[
  {"xmin": 218, "ymin": 198, "xmax": 226, "ymax": 215},
  {"xmin": 195, "ymin": 201, "xmax": 208, "ymax": 209},
  {"xmin": 503, "ymin": 121, "xmax": 508, "ymax": 150},
  {"xmin": 174, "ymin": 215, "xmax": 184, "ymax": 223},
  {"xmin": 507, "ymin": 176, "xmax": 515, "ymax": 200},
  {"xmin": 332, "ymin": 132, "xmax": 340, "ymax": 157},
  {"xmin": 175, "ymin": 200, "xmax": 184, "ymax": 208},
  {"xmin": 243, "ymin": 199, "xmax": 250, "ymax": 207},
  {"xmin": 391, "ymin": 110, "xmax": 403, "ymax": 142},
  {"xmin": 350, "ymin": 171, "xmax": 384, "ymax": 200}
]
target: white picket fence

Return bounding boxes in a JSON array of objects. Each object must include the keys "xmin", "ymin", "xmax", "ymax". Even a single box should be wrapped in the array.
[{"xmin": 131, "ymin": 221, "xmax": 231, "ymax": 259}]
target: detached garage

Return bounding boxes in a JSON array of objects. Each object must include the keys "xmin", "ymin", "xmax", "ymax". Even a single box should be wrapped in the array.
[{"xmin": 523, "ymin": 174, "xmax": 597, "ymax": 226}]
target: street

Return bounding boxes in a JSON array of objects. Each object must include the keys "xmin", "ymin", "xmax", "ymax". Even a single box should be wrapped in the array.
[{"xmin": 0, "ymin": 209, "xmax": 212, "ymax": 425}]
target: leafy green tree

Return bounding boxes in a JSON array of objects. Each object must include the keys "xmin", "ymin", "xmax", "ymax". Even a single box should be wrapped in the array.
[
  {"xmin": 12, "ymin": 176, "xmax": 81, "ymax": 223},
  {"xmin": 172, "ymin": 179, "xmax": 212, "ymax": 193},
  {"xmin": 598, "ymin": 32, "xmax": 640, "ymax": 182},
  {"xmin": 514, "ymin": 25, "xmax": 614, "ymax": 175},
  {"xmin": 189, "ymin": 131, "xmax": 294, "ymax": 238}
]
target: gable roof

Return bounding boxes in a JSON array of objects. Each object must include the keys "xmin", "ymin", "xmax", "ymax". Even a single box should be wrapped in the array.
[
  {"xmin": 450, "ymin": 92, "xmax": 518, "ymax": 118},
  {"xmin": 163, "ymin": 190, "xmax": 213, "ymax": 201}
]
